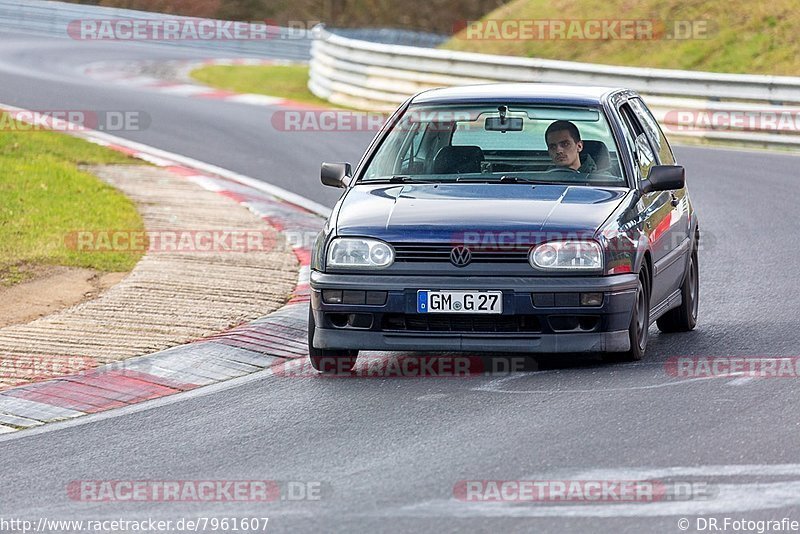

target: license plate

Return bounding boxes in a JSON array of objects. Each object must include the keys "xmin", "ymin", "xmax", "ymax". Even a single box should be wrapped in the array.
[{"xmin": 417, "ymin": 290, "xmax": 503, "ymax": 314}]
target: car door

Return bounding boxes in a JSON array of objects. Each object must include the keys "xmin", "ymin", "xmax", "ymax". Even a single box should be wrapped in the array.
[
  {"xmin": 616, "ymin": 100, "xmax": 676, "ymax": 307},
  {"xmin": 630, "ymin": 98, "xmax": 691, "ymax": 298}
]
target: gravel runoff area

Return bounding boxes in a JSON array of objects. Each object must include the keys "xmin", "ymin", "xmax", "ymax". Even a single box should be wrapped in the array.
[{"xmin": 0, "ymin": 165, "xmax": 299, "ymax": 390}]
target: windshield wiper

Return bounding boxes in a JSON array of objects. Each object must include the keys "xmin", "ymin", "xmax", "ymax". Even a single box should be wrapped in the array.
[
  {"xmin": 455, "ymin": 175, "xmax": 546, "ymax": 184},
  {"xmin": 363, "ymin": 176, "xmax": 441, "ymax": 184},
  {"xmin": 454, "ymin": 176, "xmax": 499, "ymax": 183}
]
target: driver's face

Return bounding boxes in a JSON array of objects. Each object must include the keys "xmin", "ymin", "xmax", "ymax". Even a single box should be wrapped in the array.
[{"xmin": 547, "ymin": 130, "xmax": 583, "ymax": 170}]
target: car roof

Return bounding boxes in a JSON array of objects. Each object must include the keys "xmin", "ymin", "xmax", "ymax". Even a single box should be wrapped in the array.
[{"xmin": 410, "ymin": 83, "xmax": 629, "ymax": 107}]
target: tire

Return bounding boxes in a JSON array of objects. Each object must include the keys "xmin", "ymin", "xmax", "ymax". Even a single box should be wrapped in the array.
[
  {"xmin": 657, "ymin": 244, "xmax": 699, "ymax": 333},
  {"xmin": 610, "ymin": 264, "xmax": 651, "ymax": 362},
  {"xmin": 307, "ymin": 305, "xmax": 358, "ymax": 374}
]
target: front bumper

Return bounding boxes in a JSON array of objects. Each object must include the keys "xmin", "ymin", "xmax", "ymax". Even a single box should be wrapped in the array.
[{"xmin": 310, "ymin": 271, "xmax": 638, "ymax": 354}]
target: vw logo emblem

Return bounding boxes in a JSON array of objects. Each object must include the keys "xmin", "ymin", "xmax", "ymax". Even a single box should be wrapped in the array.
[{"xmin": 450, "ymin": 246, "xmax": 472, "ymax": 267}]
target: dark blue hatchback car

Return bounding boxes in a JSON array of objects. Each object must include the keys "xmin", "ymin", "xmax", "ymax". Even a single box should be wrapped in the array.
[{"xmin": 308, "ymin": 84, "xmax": 699, "ymax": 373}]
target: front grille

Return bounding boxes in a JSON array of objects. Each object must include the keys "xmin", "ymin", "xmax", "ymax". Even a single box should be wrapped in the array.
[
  {"xmin": 382, "ymin": 313, "xmax": 542, "ymax": 333},
  {"xmin": 392, "ymin": 243, "xmax": 531, "ymax": 263}
]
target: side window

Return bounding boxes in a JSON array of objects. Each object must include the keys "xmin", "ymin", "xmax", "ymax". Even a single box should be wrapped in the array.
[
  {"xmin": 630, "ymin": 98, "xmax": 676, "ymax": 165},
  {"xmin": 619, "ymin": 103, "xmax": 655, "ymax": 181}
]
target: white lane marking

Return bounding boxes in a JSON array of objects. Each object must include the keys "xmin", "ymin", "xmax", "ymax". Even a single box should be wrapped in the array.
[
  {"xmin": 155, "ymin": 84, "xmax": 211, "ymax": 96},
  {"xmin": 0, "ymin": 102, "xmax": 331, "ymax": 218},
  {"xmin": 472, "ymin": 373, "xmax": 528, "ymax": 392},
  {"xmin": 394, "ymin": 464, "xmax": 800, "ymax": 518},
  {"xmin": 123, "ymin": 76, "xmax": 168, "ymax": 87},
  {"xmin": 727, "ymin": 376, "xmax": 756, "ymax": 386},
  {"xmin": 186, "ymin": 175, "xmax": 224, "ymax": 192},
  {"xmin": 545, "ymin": 464, "xmax": 800, "ymax": 479},
  {"xmin": 472, "ymin": 370, "xmax": 719, "ymax": 394},
  {"xmin": 226, "ymin": 93, "xmax": 286, "ymax": 106},
  {"xmin": 133, "ymin": 153, "xmax": 174, "ymax": 167},
  {"xmin": 398, "ymin": 481, "xmax": 800, "ymax": 517}
]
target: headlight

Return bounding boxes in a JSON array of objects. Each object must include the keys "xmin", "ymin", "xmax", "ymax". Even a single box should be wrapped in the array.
[
  {"xmin": 327, "ymin": 238, "xmax": 394, "ymax": 269},
  {"xmin": 529, "ymin": 241, "xmax": 603, "ymax": 271}
]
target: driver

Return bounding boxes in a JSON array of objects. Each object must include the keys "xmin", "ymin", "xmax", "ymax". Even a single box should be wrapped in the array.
[{"xmin": 545, "ymin": 120, "xmax": 597, "ymax": 173}]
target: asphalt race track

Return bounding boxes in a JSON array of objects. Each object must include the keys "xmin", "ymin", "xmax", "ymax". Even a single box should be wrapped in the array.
[
  {"xmin": 3, "ymin": 29, "xmax": 800, "ymax": 534},
  {"xmin": 0, "ymin": 30, "xmax": 372, "ymax": 207}
]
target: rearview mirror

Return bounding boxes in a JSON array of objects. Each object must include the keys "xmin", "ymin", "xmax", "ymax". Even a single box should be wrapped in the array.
[
  {"xmin": 485, "ymin": 116, "xmax": 523, "ymax": 132},
  {"xmin": 642, "ymin": 165, "xmax": 685, "ymax": 194},
  {"xmin": 321, "ymin": 162, "xmax": 352, "ymax": 188}
]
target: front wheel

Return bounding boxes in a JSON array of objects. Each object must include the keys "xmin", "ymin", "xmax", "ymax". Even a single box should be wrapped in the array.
[
  {"xmin": 613, "ymin": 264, "xmax": 651, "ymax": 362},
  {"xmin": 657, "ymin": 245, "xmax": 699, "ymax": 333},
  {"xmin": 307, "ymin": 306, "xmax": 358, "ymax": 374}
]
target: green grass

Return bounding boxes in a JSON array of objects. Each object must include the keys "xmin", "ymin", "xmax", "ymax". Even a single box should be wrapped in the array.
[
  {"xmin": 191, "ymin": 64, "xmax": 334, "ymax": 107},
  {"xmin": 0, "ymin": 117, "xmax": 144, "ymax": 286},
  {"xmin": 442, "ymin": 0, "xmax": 800, "ymax": 75}
]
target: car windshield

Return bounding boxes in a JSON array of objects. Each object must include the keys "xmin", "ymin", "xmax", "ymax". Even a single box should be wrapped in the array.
[{"xmin": 360, "ymin": 104, "xmax": 626, "ymax": 186}]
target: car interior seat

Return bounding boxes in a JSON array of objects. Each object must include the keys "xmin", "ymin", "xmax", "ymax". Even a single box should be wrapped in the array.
[
  {"xmin": 581, "ymin": 140, "xmax": 612, "ymax": 173},
  {"xmin": 432, "ymin": 145, "xmax": 485, "ymax": 174}
]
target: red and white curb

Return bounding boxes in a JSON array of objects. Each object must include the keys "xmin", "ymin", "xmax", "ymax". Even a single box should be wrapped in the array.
[
  {"xmin": 0, "ymin": 104, "xmax": 327, "ymax": 432},
  {"xmin": 81, "ymin": 58, "xmax": 310, "ymax": 108}
]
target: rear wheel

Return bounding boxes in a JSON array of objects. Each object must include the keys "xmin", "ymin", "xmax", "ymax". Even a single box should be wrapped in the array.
[
  {"xmin": 657, "ymin": 244, "xmax": 699, "ymax": 333},
  {"xmin": 307, "ymin": 306, "xmax": 358, "ymax": 374}
]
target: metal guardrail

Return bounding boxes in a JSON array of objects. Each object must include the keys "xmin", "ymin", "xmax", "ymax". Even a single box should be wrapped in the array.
[
  {"xmin": 0, "ymin": 0, "xmax": 313, "ymax": 60},
  {"xmin": 330, "ymin": 28, "xmax": 447, "ymax": 48},
  {"xmin": 309, "ymin": 27, "xmax": 800, "ymax": 147}
]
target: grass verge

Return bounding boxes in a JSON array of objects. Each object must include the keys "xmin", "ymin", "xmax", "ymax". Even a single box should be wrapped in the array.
[
  {"xmin": 0, "ymin": 115, "xmax": 144, "ymax": 286},
  {"xmin": 190, "ymin": 64, "xmax": 335, "ymax": 107},
  {"xmin": 442, "ymin": 0, "xmax": 800, "ymax": 75}
]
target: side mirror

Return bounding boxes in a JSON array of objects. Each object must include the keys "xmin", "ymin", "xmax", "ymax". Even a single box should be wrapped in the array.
[
  {"xmin": 321, "ymin": 162, "xmax": 352, "ymax": 188},
  {"xmin": 642, "ymin": 165, "xmax": 685, "ymax": 194}
]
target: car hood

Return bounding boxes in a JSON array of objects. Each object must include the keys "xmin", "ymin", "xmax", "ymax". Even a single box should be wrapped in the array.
[{"xmin": 335, "ymin": 183, "xmax": 629, "ymax": 242}]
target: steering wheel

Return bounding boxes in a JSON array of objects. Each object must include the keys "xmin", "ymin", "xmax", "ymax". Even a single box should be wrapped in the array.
[{"xmin": 544, "ymin": 166, "xmax": 579, "ymax": 173}]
